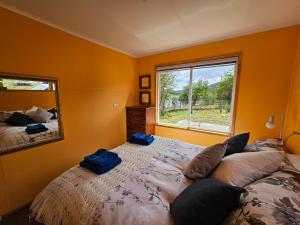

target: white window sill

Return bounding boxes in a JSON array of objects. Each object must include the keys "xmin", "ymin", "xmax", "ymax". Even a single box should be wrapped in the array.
[{"xmin": 156, "ymin": 123, "xmax": 231, "ymax": 136}]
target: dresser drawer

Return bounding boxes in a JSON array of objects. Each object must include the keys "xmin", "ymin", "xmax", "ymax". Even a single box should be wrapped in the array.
[
  {"xmin": 126, "ymin": 109, "xmax": 146, "ymax": 119},
  {"xmin": 126, "ymin": 106, "xmax": 155, "ymax": 141}
]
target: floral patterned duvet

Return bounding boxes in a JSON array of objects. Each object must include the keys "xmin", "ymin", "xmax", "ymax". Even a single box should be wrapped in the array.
[
  {"xmin": 90, "ymin": 142, "xmax": 300, "ymax": 225},
  {"xmin": 89, "ymin": 140, "xmax": 199, "ymax": 225},
  {"xmin": 224, "ymin": 169, "xmax": 300, "ymax": 225}
]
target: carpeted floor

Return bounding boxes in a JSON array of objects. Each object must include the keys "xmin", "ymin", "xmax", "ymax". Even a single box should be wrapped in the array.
[{"xmin": 0, "ymin": 205, "xmax": 41, "ymax": 225}]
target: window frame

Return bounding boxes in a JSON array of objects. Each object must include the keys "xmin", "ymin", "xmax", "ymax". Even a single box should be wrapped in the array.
[{"xmin": 156, "ymin": 55, "xmax": 240, "ymax": 135}]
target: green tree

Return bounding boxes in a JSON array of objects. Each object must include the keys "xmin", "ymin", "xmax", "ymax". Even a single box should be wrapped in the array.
[
  {"xmin": 177, "ymin": 80, "xmax": 210, "ymax": 109},
  {"xmin": 159, "ymin": 72, "xmax": 175, "ymax": 116},
  {"xmin": 207, "ymin": 91, "xmax": 215, "ymax": 105},
  {"xmin": 178, "ymin": 85, "xmax": 189, "ymax": 106},
  {"xmin": 171, "ymin": 96, "xmax": 178, "ymax": 110},
  {"xmin": 216, "ymin": 72, "xmax": 234, "ymax": 101},
  {"xmin": 216, "ymin": 72, "xmax": 234, "ymax": 112},
  {"xmin": 192, "ymin": 80, "xmax": 209, "ymax": 106}
]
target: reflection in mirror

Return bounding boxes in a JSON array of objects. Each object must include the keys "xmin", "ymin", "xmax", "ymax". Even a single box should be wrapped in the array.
[{"xmin": 0, "ymin": 73, "xmax": 63, "ymax": 155}]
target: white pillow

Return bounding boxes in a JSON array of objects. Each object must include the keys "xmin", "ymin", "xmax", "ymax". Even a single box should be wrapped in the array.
[
  {"xmin": 211, "ymin": 151, "xmax": 283, "ymax": 187},
  {"xmin": 25, "ymin": 106, "xmax": 38, "ymax": 117},
  {"xmin": 31, "ymin": 108, "xmax": 53, "ymax": 123}
]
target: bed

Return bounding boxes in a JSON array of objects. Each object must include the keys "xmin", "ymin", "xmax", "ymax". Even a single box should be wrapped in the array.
[
  {"xmin": 30, "ymin": 136, "xmax": 300, "ymax": 225},
  {"xmin": 0, "ymin": 119, "xmax": 59, "ymax": 154}
]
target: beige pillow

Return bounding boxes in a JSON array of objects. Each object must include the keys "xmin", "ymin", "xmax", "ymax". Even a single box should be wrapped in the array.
[
  {"xmin": 31, "ymin": 108, "xmax": 53, "ymax": 123},
  {"xmin": 211, "ymin": 151, "xmax": 283, "ymax": 187},
  {"xmin": 184, "ymin": 143, "xmax": 226, "ymax": 180},
  {"xmin": 25, "ymin": 106, "xmax": 38, "ymax": 117}
]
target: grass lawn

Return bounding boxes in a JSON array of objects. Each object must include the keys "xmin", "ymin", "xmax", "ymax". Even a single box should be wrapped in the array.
[{"xmin": 160, "ymin": 106, "xmax": 230, "ymax": 126}]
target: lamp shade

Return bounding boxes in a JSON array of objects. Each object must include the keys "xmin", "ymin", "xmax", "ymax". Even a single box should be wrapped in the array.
[{"xmin": 265, "ymin": 114, "xmax": 275, "ymax": 129}]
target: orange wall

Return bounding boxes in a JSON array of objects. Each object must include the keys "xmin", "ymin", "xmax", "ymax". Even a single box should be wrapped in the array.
[
  {"xmin": 0, "ymin": 7, "xmax": 137, "ymax": 215},
  {"xmin": 1, "ymin": 5, "xmax": 300, "ymax": 217},
  {"xmin": 0, "ymin": 91, "xmax": 56, "ymax": 111},
  {"xmin": 137, "ymin": 26, "xmax": 300, "ymax": 146},
  {"xmin": 285, "ymin": 32, "xmax": 300, "ymax": 154}
]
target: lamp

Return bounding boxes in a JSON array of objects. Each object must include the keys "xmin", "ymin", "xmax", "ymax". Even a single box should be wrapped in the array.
[
  {"xmin": 265, "ymin": 112, "xmax": 284, "ymax": 140},
  {"xmin": 265, "ymin": 113, "xmax": 275, "ymax": 129}
]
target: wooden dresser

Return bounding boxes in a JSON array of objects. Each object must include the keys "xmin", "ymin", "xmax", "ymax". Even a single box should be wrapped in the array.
[{"xmin": 126, "ymin": 106, "xmax": 156, "ymax": 140}]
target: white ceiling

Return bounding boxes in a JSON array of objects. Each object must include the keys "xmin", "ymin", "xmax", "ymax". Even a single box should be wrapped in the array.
[{"xmin": 1, "ymin": 0, "xmax": 300, "ymax": 57}]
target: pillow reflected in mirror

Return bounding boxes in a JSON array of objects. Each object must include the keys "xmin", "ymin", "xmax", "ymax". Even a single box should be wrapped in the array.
[{"xmin": 30, "ymin": 108, "xmax": 53, "ymax": 123}]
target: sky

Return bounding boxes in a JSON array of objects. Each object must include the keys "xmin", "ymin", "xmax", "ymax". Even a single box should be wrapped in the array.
[{"xmin": 166, "ymin": 64, "xmax": 235, "ymax": 91}]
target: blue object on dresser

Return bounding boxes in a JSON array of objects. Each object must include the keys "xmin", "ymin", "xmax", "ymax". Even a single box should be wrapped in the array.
[
  {"xmin": 129, "ymin": 133, "xmax": 154, "ymax": 145},
  {"xmin": 25, "ymin": 124, "xmax": 48, "ymax": 134},
  {"xmin": 80, "ymin": 149, "xmax": 122, "ymax": 174}
]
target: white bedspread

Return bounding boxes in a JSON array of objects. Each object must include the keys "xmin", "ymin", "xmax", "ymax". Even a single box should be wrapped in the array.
[{"xmin": 30, "ymin": 137, "xmax": 204, "ymax": 225}]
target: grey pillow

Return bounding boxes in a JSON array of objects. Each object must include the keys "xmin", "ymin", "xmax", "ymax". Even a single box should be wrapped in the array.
[
  {"xmin": 31, "ymin": 108, "xmax": 54, "ymax": 123},
  {"xmin": 184, "ymin": 143, "xmax": 226, "ymax": 180},
  {"xmin": 211, "ymin": 151, "xmax": 283, "ymax": 187}
]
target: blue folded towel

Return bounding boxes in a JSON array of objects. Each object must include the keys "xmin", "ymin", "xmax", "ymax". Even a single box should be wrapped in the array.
[
  {"xmin": 80, "ymin": 149, "xmax": 122, "ymax": 174},
  {"xmin": 84, "ymin": 149, "xmax": 118, "ymax": 161},
  {"xmin": 80, "ymin": 157, "xmax": 121, "ymax": 174},
  {"xmin": 25, "ymin": 124, "xmax": 48, "ymax": 134},
  {"xmin": 129, "ymin": 133, "xmax": 154, "ymax": 145}
]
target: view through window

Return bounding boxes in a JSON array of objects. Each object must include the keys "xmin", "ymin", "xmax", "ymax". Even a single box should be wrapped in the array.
[
  {"xmin": 157, "ymin": 57, "xmax": 238, "ymax": 133},
  {"xmin": 0, "ymin": 78, "xmax": 51, "ymax": 90}
]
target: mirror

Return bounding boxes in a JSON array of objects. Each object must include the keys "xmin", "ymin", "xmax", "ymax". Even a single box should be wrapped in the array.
[{"xmin": 0, "ymin": 73, "xmax": 63, "ymax": 155}]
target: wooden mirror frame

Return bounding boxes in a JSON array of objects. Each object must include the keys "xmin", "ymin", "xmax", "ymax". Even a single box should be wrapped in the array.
[{"xmin": 0, "ymin": 72, "xmax": 64, "ymax": 156}]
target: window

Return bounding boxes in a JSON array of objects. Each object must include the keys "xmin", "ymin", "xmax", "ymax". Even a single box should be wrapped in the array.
[
  {"xmin": 0, "ymin": 78, "xmax": 51, "ymax": 91},
  {"xmin": 157, "ymin": 57, "xmax": 239, "ymax": 134}
]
